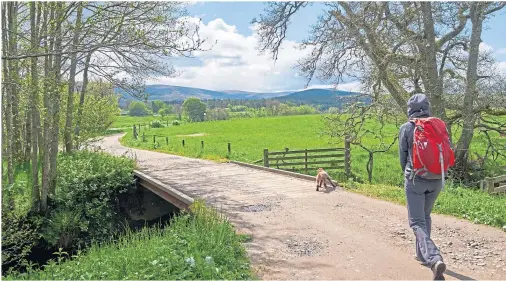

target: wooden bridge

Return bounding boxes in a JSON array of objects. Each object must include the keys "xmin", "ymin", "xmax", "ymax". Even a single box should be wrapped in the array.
[
  {"xmin": 133, "ymin": 170, "xmax": 194, "ymax": 210},
  {"xmin": 94, "ymin": 133, "xmax": 506, "ymax": 280}
]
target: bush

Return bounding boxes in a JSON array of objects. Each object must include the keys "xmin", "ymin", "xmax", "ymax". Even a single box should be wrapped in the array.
[
  {"xmin": 128, "ymin": 101, "xmax": 151, "ymax": 116},
  {"xmin": 206, "ymin": 108, "xmax": 229, "ymax": 121},
  {"xmin": 172, "ymin": 120, "xmax": 181, "ymax": 126},
  {"xmin": 1, "ymin": 211, "xmax": 41, "ymax": 274},
  {"xmin": 159, "ymin": 106, "xmax": 173, "ymax": 117},
  {"xmin": 45, "ymin": 151, "xmax": 136, "ymax": 249},
  {"xmin": 6, "ymin": 201, "xmax": 253, "ymax": 280},
  {"xmin": 151, "ymin": 120, "xmax": 165, "ymax": 128}
]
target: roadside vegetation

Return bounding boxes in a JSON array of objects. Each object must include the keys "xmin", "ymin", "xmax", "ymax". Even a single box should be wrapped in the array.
[{"xmin": 4, "ymin": 201, "xmax": 254, "ymax": 280}]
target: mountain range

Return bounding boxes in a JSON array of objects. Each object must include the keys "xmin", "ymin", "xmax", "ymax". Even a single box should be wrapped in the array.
[{"xmin": 115, "ymin": 84, "xmax": 360, "ymax": 107}]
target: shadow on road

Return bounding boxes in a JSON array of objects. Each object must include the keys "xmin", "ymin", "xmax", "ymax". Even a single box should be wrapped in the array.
[{"xmin": 445, "ymin": 269, "xmax": 477, "ymax": 281}]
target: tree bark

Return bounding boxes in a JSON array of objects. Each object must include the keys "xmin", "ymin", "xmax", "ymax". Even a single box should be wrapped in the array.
[
  {"xmin": 420, "ymin": 2, "xmax": 446, "ymax": 120},
  {"xmin": 30, "ymin": 1, "xmax": 41, "ymax": 211},
  {"xmin": 64, "ymin": 3, "xmax": 83, "ymax": 153},
  {"xmin": 41, "ymin": 3, "xmax": 54, "ymax": 211},
  {"xmin": 74, "ymin": 50, "xmax": 93, "ymax": 148},
  {"xmin": 48, "ymin": 2, "xmax": 65, "ymax": 195},
  {"xmin": 8, "ymin": 2, "xmax": 22, "ymax": 162},
  {"xmin": 454, "ymin": 3, "xmax": 485, "ymax": 176},
  {"xmin": 2, "ymin": 2, "xmax": 14, "ymax": 186}
]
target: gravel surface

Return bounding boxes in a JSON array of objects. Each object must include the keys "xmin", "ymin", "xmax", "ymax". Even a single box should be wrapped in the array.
[{"xmin": 94, "ymin": 134, "xmax": 506, "ymax": 280}]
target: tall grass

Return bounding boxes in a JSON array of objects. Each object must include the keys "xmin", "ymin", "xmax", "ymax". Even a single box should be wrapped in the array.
[
  {"xmin": 344, "ymin": 181, "xmax": 506, "ymax": 228},
  {"xmin": 5, "ymin": 201, "xmax": 254, "ymax": 280}
]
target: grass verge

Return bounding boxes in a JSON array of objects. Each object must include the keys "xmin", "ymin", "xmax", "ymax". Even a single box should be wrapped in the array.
[
  {"xmin": 5, "ymin": 201, "xmax": 254, "ymax": 280},
  {"xmin": 343, "ymin": 181, "xmax": 506, "ymax": 228}
]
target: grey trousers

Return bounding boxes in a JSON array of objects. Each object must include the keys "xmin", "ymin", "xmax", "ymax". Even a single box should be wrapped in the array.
[{"xmin": 404, "ymin": 176, "xmax": 443, "ymax": 268}]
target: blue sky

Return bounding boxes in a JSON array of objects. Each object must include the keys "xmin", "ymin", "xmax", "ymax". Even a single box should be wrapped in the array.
[{"xmin": 151, "ymin": 2, "xmax": 506, "ymax": 92}]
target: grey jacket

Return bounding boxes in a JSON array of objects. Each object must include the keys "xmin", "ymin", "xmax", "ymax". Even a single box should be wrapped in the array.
[{"xmin": 398, "ymin": 94, "xmax": 431, "ymax": 177}]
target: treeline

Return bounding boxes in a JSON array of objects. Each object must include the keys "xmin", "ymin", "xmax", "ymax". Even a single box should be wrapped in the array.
[
  {"xmin": 1, "ymin": 1, "xmax": 203, "ymax": 212},
  {"xmin": 125, "ymin": 98, "xmax": 319, "ymax": 122}
]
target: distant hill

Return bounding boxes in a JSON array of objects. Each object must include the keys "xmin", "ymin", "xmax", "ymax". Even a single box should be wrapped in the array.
[
  {"xmin": 222, "ymin": 90, "xmax": 294, "ymax": 99},
  {"xmin": 276, "ymin": 88, "xmax": 364, "ymax": 109},
  {"xmin": 116, "ymin": 85, "xmax": 361, "ymax": 108}
]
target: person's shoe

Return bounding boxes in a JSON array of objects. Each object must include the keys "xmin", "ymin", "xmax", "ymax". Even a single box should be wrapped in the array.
[{"xmin": 431, "ymin": 260, "xmax": 446, "ymax": 280}]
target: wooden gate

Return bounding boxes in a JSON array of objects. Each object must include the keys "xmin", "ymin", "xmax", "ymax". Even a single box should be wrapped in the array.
[{"xmin": 262, "ymin": 141, "xmax": 350, "ymax": 177}]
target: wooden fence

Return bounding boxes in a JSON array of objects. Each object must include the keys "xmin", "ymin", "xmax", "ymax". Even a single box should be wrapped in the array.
[
  {"xmin": 262, "ymin": 140, "xmax": 351, "ymax": 177},
  {"xmin": 131, "ymin": 124, "xmax": 232, "ymax": 154},
  {"xmin": 480, "ymin": 174, "xmax": 506, "ymax": 194}
]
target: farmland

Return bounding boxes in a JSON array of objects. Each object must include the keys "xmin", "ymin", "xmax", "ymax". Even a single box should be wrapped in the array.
[{"xmin": 118, "ymin": 114, "xmax": 506, "ymax": 186}]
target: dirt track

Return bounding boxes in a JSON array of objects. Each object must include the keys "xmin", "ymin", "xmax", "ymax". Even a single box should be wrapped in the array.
[{"xmin": 95, "ymin": 134, "xmax": 506, "ymax": 280}]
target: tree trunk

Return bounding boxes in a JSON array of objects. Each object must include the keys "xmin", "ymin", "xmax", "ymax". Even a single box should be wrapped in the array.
[
  {"xmin": 48, "ymin": 2, "xmax": 65, "ymax": 195},
  {"xmin": 30, "ymin": 1, "xmax": 41, "ymax": 211},
  {"xmin": 41, "ymin": 3, "xmax": 54, "ymax": 212},
  {"xmin": 9, "ymin": 2, "xmax": 22, "ymax": 162},
  {"xmin": 74, "ymin": 50, "xmax": 93, "ymax": 149},
  {"xmin": 420, "ymin": 2, "xmax": 447, "ymax": 120},
  {"xmin": 2, "ymin": 2, "xmax": 14, "ymax": 186},
  {"xmin": 64, "ymin": 3, "xmax": 83, "ymax": 153},
  {"xmin": 454, "ymin": 3, "xmax": 485, "ymax": 176}
]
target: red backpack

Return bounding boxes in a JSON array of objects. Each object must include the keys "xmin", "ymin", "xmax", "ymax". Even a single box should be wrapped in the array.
[{"xmin": 411, "ymin": 117, "xmax": 455, "ymax": 188}]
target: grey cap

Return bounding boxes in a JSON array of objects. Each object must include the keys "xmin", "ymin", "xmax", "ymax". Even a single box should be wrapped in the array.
[{"xmin": 407, "ymin": 93, "xmax": 431, "ymax": 118}]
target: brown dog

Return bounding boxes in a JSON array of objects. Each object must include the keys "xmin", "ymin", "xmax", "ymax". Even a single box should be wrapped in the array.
[{"xmin": 315, "ymin": 168, "xmax": 337, "ymax": 191}]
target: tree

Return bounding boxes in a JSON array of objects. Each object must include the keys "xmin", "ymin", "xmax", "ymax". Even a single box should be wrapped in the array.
[
  {"xmin": 151, "ymin": 100, "xmax": 165, "ymax": 114},
  {"xmin": 254, "ymin": 1, "xmax": 506, "ymax": 180},
  {"xmin": 128, "ymin": 101, "xmax": 150, "ymax": 116},
  {"xmin": 322, "ymin": 96, "xmax": 400, "ymax": 183},
  {"xmin": 159, "ymin": 106, "xmax": 173, "ymax": 117},
  {"xmin": 1, "ymin": 1, "xmax": 207, "ymax": 212},
  {"xmin": 182, "ymin": 97, "xmax": 206, "ymax": 122}
]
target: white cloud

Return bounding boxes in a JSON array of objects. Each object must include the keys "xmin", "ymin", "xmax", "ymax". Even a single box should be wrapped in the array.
[
  {"xmin": 497, "ymin": 61, "xmax": 506, "ymax": 74},
  {"xmin": 148, "ymin": 17, "xmax": 320, "ymax": 92},
  {"xmin": 479, "ymin": 42, "xmax": 494, "ymax": 53}
]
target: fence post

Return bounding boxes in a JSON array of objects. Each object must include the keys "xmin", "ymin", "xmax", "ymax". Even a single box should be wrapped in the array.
[
  {"xmin": 133, "ymin": 125, "xmax": 137, "ymax": 139},
  {"xmin": 344, "ymin": 139, "xmax": 351, "ymax": 178},
  {"xmin": 486, "ymin": 178, "xmax": 494, "ymax": 193},
  {"xmin": 201, "ymin": 140, "xmax": 204, "ymax": 149},
  {"xmin": 167, "ymin": 120, "xmax": 169, "ymax": 127},
  {"xmin": 263, "ymin": 149, "xmax": 269, "ymax": 167},
  {"xmin": 142, "ymin": 132, "xmax": 145, "ymax": 142},
  {"xmin": 305, "ymin": 149, "xmax": 308, "ymax": 174},
  {"xmin": 228, "ymin": 143, "xmax": 231, "ymax": 154},
  {"xmin": 153, "ymin": 135, "xmax": 156, "ymax": 143},
  {"xmin": 182, "ymin": 139, "xmax": 185, "ymax": 147},
  {"xmin": 166, "ymin": 136, "xmax": 168, "ymax": 145}
]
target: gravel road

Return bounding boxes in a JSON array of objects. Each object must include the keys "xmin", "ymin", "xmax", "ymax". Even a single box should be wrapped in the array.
[{"xmin": 94, "ymin": 134, "xmax": 506, "ymax": 280}]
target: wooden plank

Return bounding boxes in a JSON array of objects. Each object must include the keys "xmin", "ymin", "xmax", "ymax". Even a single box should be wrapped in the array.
[
  {"xmin": 492, "ymin": 185, "xmax": 506, "ymax": 194},
  {"xmin": 271, "ymin": 159, "xmax": 345, "ymax": 167},
  {"xmin": 268, "ymin": 147, "xmax": 344, "ymax": 155},
  {"xmin": 268, "ymin": 153, "xmax": 345, "ymax": 161},
  {"xmin": 490, "ymin": 174, "xmax": 506, "ymax": 182},
  {"xmin": 133, "ymin": 170, "xmax": 194, "ymax": 210},
  {"xmin": 279, "ymin": 166, "xmax": 344, "ymax": 171}
]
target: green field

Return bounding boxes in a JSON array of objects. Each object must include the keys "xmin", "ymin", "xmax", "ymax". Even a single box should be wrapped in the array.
[
  {"xmin": 119, "ymin": 114, "xmax": 506, "ymax": 185},
  {"xmin": 117, "ymin": 114, "xmax": 506, "ymax": 228},
  {"xmin": 112, "ymin": 115, "xmax": 178, "ymax": 129}
]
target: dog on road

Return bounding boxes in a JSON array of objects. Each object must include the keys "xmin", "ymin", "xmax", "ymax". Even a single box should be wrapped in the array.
[{"xmin": 315, "ymin": 168, "xmax": 337, "ymax": 191}]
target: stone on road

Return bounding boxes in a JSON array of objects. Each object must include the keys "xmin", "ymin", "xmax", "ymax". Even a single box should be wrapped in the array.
[{"xmin": 96, "ymin": 134, "xmax": 506, "ymax": 280}]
